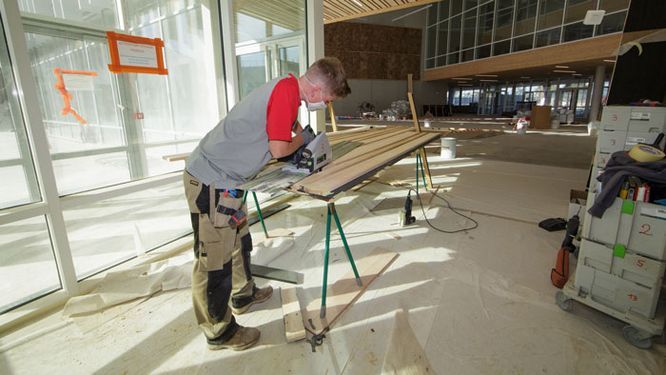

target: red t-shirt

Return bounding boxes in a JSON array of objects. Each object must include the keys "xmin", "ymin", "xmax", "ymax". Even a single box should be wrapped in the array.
[{"xmin": 266, "ymin": 74, "xmax": 301, "ymax": 141}]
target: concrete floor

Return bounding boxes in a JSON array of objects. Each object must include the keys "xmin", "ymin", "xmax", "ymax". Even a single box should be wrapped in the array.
[
  {"xmin": 1, "ymin": 130, "xmax": 665, "ymax": 374},
  {"xmin": 455, "ymin": 132, "xmax": 596, "ymax": 169}
]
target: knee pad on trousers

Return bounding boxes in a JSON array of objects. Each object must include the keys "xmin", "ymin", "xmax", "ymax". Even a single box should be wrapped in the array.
[
  {"xmin": 241, "ymin": 233, "xmax": 252, "ymax": 281},
  {"xmin": 206, "ymin": 260, "xmax": 232, "ymax": 322}
]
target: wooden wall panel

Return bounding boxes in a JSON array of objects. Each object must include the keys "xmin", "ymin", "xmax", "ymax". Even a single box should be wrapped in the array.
[{"xmin": 325, "ymin": 22, "xmax": 422, "ymax": 80}]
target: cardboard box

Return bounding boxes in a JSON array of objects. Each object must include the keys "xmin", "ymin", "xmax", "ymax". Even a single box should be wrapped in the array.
[{"xmin": 531, "ymin": 106, "xmax": 552, "ymax": 129}]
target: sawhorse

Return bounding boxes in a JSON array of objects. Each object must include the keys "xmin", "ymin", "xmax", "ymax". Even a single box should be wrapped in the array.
[
  {"xmin": 318, "ymin": 153, "xmax": 429, "ymax": 318},
  {"xmin": 242, "ymin": 190, "xmax": 268, "ymax": 238}
]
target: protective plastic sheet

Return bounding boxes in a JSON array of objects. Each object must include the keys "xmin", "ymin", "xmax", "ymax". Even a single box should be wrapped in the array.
[{"xmin": 3, "ymin": 159, "xmax": 664, "ymax": 375}]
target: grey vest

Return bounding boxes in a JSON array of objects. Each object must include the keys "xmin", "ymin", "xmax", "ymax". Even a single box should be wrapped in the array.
[{"xmin": 186, "ymin": 77, "xmax": 287, "ymax": 188}]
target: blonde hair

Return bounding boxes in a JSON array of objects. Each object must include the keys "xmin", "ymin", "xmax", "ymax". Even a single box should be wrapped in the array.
[{"xmin": 306, "ymin": 57, "xmax": 351, "ymax": 98}]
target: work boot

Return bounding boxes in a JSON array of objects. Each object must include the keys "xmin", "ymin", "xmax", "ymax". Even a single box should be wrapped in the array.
[
  {"xmin": 207, "ymin": 325, "xmax": 260, "ymax": 351},
  {"xmin": 231, "ymin": 285, "xmax": 274, "ymax": 314}
]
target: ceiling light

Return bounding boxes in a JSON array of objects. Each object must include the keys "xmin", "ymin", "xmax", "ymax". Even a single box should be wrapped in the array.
[
  {"xmin": 603, "ymin": 59, "xmax": 616, "ymax": 63},
  {"xmin": 555, "ymin": 65, "xmax": 569, "ymax": 69},
  {"xmin": 572, "ymin": 73, "xmax": 583, "ymax": 76},
  {"xmin": 451, "ymin": 77, "xmax": 473, "ymax": 80},
  {"xmin": 553, "ymin": 69, "xmax": 576, "ymax": 73},
  {"xmin": 583, "ymin": 10, "xmax": 606, "ymax": 25},
  {"xmin": 475, "ymin": 74, "xmax": 498, "ymax": 77},
  {"xmin": 352, "ymin": 0, "xmax": 364, "ymax": 6},
  {"xmin": 479, "ymin": 79, "xmax": 498, "ymax": 82}
]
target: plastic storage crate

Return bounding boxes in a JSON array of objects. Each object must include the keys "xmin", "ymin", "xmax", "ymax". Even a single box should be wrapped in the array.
[
  {"xmin": 587, "ymin": 197, "xmax": 666, "ymax": 261},
  {"xmin": 577, "ymin": 238, "xmax": 666, "ymax": 286},
  {"xmin": 574, "ymin": 263, "xmax": 663, "ymax": 320}
]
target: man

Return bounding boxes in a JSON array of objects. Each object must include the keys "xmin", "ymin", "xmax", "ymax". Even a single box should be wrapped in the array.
[{"xmin": 183, "ymin": 57, "xmax": 351, "ymax": 350}]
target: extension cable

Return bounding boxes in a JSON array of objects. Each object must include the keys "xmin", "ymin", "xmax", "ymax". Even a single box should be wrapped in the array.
[{"xmin": 409, "ymin": 188, "xmax": 479, "ymax": 234}]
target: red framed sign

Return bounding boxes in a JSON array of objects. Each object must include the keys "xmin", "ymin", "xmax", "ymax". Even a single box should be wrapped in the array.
[{"xmin": 106, "ymin": 31, "xmax": 168, "ymax": 75}]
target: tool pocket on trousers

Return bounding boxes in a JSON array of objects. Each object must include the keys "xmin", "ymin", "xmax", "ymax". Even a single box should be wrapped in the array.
[
  {"xmin": 212, "ymin": 195, "xmax": 242, "ymax": 228},
  {"xmin": 183, "ymin": 172, "xmax": 203, "ymax": 214},
  {"xmin": 198, "ymin": 214, "xmax": 233, "ymax": 271}
]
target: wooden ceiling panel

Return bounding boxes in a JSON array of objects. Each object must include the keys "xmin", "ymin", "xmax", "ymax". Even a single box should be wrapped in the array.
[
  {"xmin": 232, "ymin": 0, "xmax": 437, "ymax": 33},
  {"xmin": 324, "ymin": 0, "xmax": 439, "ymax": 24}
]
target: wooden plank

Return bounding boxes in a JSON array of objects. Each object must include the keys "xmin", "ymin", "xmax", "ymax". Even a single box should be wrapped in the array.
[
  {"xmin": 251, "ymin": 264, "xmax": 301, "ymax": 284},
  {"xmin": 301, "ymin": 131, "xmax": 424, "ymax": 185},
  {"xmin": 295, "ymin": 129, "xmax": 412, "ymax": 188},
  {"xmin": 294, "ymin": 132, "xmax": 439, "ymax": 196},
  {"xmin": 329, "ymin": 127, "xmax": 398, "ymax": 144},
  {"xmin": 407, "ymin": 73, "xmax": 413, "ymax": 95},
  {"xmin": 304, "ymin": 129, "xmax": 415, "ymax": 179},
  {"xmin": 281, "ymin": 287, "xmax": 306, "ymax": 342},
  {"xmin": 406, "ymin": 77, "xmax": 434, "ymax": 189},
  {"xmin": 162, "ymin": 152, "xmax": 189, "ymax": 162},
  {"xmin": 321, "ymin": 133, "xmax": 437, "ymax": 194},
  {"xmin": 328, "ymin": 102, "xmax": 338, "ymax": 132},
  {"xmin": 303, "ymin": 248, "xmax": 398, "ymax": 335},
  {"xmin": 408, "ymin": 92, "xmax": 421, "ymax": 133}
]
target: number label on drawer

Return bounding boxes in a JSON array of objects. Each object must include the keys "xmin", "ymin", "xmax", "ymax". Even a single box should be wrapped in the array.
[
  {"xmin": 638, "ymin": 223, "xmax": 652, "ymax": 236},
  {"xmin": 630, "ymin": 112, "xmax": 651, "ymax": 121}
]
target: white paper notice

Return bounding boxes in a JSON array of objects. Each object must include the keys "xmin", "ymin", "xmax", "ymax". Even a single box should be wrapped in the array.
[
  {"xmin": 117, "ymin": 40, "xmax": 158, "ymax": 68},
  {"xmin": 62, "ymin": 74, "xmax": 95, "ymax": 91}
]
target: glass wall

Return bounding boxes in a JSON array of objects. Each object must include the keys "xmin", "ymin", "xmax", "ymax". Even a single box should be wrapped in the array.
[
  {"xmin": 0, "ymin": 22, "xmax": 60, "ymax": 313},
  {"xmin": 425, "ymin": 0, "xmax": 630, "ymax": 69},
  {"xmin": 233, "ymin": 0, "xmax": 306, "ymax": 100},
  {"xmin": 21, "ymin": 0, "xmax": 221, "ymax": 194},
  {"xmin": 0, "ymin": 23, "xmax": 39, "ymax": 209},
  {"xmin": 1, "ymin": 0, "xmax": 225, "ymax": 313},
  {"xmin": 453, "ymin": 77, "xmax": 592, "ymax": 120}
]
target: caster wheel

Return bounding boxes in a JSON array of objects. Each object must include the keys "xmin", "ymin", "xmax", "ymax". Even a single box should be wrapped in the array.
[
  {"xmin": 622, "ymin": 325, "xmax": 653, "ymax": 349},
  {"xmin": 555, "ymin": 291, "xmax": 573, "ymax": 312}
]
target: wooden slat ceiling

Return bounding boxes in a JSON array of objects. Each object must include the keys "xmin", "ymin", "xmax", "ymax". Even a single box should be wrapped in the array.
[
  {"xmin": 233, "ymin": 0, "xmax": 437, "ymax": 32},
  {"xmin": 324, "ymin": 0, "xmax": 439, "ymax": 24},
  {"xmin": 233, "ymin": 0, "xmax": 306, "ymax": 32}
]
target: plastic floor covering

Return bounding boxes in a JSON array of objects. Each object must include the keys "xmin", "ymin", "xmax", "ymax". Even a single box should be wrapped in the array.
[{"xmin": 1, "ymin": 156, "xmax": 665, "ymax": 374}]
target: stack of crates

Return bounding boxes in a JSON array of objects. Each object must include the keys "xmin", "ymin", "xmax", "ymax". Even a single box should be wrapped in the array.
[
  {"xmin": 591, "ymin": 106, "xmax": 666, "ymax": 187},
  {"xmin": 576, "ymin": 106, "xmax": 666, "ymax": 321}
]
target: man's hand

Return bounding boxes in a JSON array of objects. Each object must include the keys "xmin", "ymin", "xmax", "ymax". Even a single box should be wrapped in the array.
[
  {"xmin": 268, "ymin": 124, "xmax": 315, "ymax": 159},
  {"xmin": 301, "ymin": 125, "xmax": 315, "ymax": 146}
]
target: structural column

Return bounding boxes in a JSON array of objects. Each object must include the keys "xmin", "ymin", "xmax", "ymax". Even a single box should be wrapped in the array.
[
  {"xmin": 0, "ymin": 0, "xmax": 79, "ymax": 294},
  {"xmin": 219, "ymin": 0, "xmax": 239, "ymax": 109},
  {"xmin": 306, "ymin": 0, "xmax": 325, "ymax": 133},
  {"xmin": 589, "ymin": 64, "xmax": 606, "ymax": 122}
]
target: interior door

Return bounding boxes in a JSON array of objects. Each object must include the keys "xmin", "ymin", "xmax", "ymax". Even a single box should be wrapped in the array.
[{"xmin": 558, "ymin": 89, "xmax": 574, "ymax": 109}]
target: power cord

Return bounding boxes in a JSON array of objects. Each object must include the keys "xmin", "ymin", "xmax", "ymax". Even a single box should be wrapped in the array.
[
  {"xmin": 409, "ymin": 188, "xmax": 479, "ymax": 233},
  {"xmin": 373, "ymin": 179, "xmax": 478, "ymax": 233}
]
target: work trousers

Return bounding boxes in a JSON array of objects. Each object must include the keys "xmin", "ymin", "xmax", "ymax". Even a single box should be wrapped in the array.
[{"xmin": 183, "ymin": 171, "xmax": 255, "ymax": 340}]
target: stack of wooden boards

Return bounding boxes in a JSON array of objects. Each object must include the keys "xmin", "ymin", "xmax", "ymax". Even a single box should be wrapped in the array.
[{"xmin": 290, "ymin": 127, "xmax": 440, "ymax": 197}]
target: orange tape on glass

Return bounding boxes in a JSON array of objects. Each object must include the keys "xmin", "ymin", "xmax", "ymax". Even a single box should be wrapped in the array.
[
  {"xmin": 53, "ymin": 68, "xmax": 98, "ymax": 125},
  {"xmin": 106, "ymin": 31, "xmax": 168, "ymax": 75}
]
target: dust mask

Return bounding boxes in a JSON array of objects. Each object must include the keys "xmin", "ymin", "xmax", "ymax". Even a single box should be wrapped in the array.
[
  {"xmin": 306, "ymin": 100, "xmax": 327, "ymax": 111},
  {"xmin": 304, "ymin": 75, "xmax": 327, "ymax": 111}
]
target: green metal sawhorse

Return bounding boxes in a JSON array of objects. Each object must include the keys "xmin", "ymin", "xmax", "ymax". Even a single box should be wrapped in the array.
[
  {"xmin": 242, "ymin": 190, "xmax": 268, "ymax": 238},
  {"xmin": 415, "ymin": 151, "xmax": 428, "ymax": 194},
  {"xmin": 320, "ymin": 200, "xmax": 362, "ymax": 318},
  {"xmin": 318, "ymin": 154, "xmax": 428, "ymax": 318}
]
